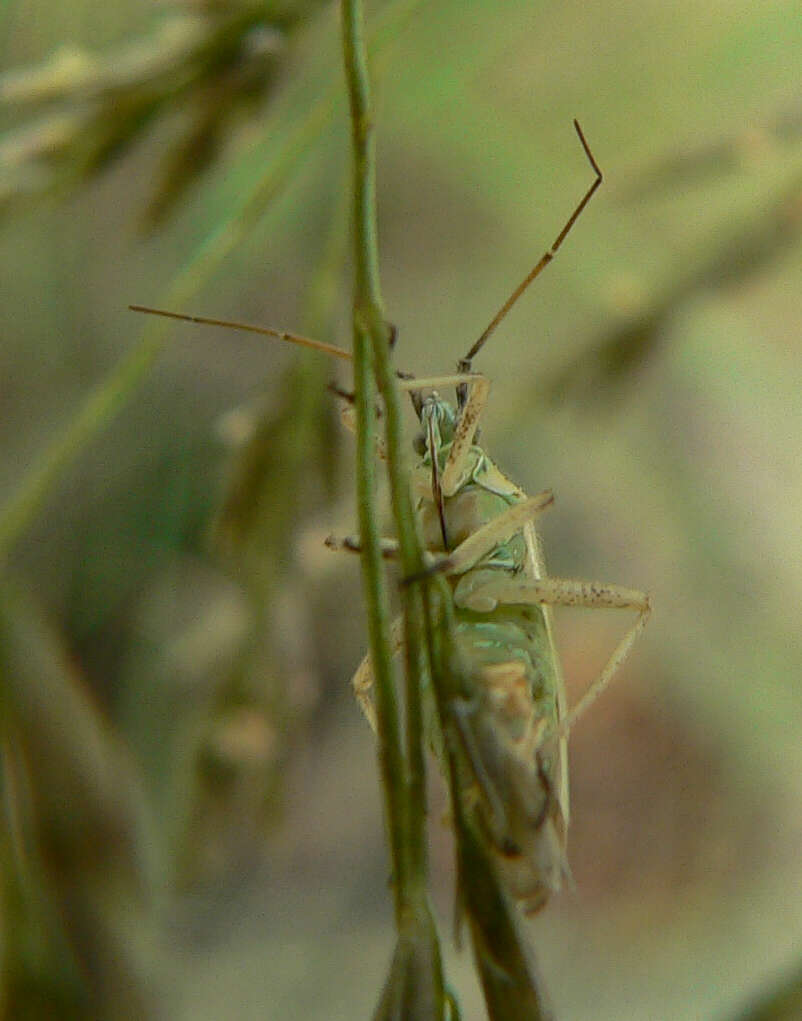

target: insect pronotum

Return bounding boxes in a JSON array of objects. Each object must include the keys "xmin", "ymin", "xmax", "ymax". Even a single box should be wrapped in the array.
[{"xmin": 132, "ymin": 120, "xmax": 651, "ymax": 913}]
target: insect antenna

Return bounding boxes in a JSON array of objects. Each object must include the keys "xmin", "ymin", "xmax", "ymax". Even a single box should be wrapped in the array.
[
  {"xmin": 130, "ymin": 303, "xmax": 438, "ymax": 457},
  {"xmin": 129, "ymin": 304, "xmax": 354, "ymax": 361},
  {"xmin": 456, "ymin": 120, "xmax": 603, "ymax": 398},
  {"xmin": 131, "ymin": 305, "xmax": 423, "ymax": 397}
]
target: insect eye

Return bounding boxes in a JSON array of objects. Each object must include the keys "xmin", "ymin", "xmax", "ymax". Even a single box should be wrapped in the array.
[{"xmin": 413, "ymin": 434, "xmax": 427, "ymax": 455}]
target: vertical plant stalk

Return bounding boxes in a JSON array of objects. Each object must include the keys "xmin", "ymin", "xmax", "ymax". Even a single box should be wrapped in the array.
[
  {"xmin": 351, "ymin": 325, "xmax": 409, "ymax": 911},
  {"xmin": 340, "ymin": 0, "xmax": 429, "ymax": 915},
  {"xmin": 341, "ymin": 5, "xmax": 446, "ymax": 1015}
]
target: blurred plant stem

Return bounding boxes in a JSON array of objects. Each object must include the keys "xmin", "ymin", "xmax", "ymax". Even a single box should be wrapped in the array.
[
  {"xmin": 341, "ymin": 0, "xmax": 445, "ymax": 1016},
  {"xmin": 0, "ymin": 582, "xmax": 159, "ymax": 1019},
  {"xmin": 733, "ymin": 963, "xmax": 802, "ymax": 1021}
]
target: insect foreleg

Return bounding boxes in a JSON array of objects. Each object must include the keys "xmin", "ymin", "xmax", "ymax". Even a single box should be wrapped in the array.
[
  {"xmin": 402, "ymin": 489, "xmax": 555, "ymax": 587},
  {"xmin": 445, "ymin": 490, "xmax": 555, "ymax": 576},
  {"xmin": 325, "ymin": 534, "xmax": 400, "ymax": 558},
  {"xmin": 397, "ymin": 373, "xmax": 490, "ymax": 495},
  {"xmin": 441, "ymin": 375, "xmax": 490, "ymax": 497},
  {"xmin": 464, "ymin": 576, "xmax": 651, "ymax": 738}
]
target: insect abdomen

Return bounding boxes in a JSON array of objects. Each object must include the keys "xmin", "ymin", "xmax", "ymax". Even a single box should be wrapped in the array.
[{"xmin": 451, "ymin": 604, "xmax": 567, "ymax": 912}]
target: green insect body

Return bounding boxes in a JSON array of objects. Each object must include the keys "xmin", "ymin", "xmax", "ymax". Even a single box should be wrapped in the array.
[{"xmin": 413, "ymin": 392, "xmax": 569, "ymax": 913}]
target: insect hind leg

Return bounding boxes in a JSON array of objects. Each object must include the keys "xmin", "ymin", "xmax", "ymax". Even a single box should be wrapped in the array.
[{"xmin": 466, "ymin": 575, "xmax": 651, "ymax": 739}]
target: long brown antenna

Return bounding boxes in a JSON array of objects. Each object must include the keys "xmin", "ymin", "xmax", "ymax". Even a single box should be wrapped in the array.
[
  {"xmin": 458, "ymin": 119, "xmax": 602, "ymax": 373},
  {"xmin": 129, "ymin": 304, "xmax": 352, "ymax": 361}
]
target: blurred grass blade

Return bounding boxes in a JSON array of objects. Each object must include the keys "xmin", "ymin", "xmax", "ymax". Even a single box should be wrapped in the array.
[
  {"xmin": 545, "ymin": 172, "xmax": 802, "ymax": 406},
  {"xmin": 733, "ymin": 962, "xmax": 802, "ymax": 1021},
  {"xmin": 0, "ymin": 3, "xmax": 329, "ymax": 224},
  {"xmin": 618, "ymin": 98, "xmax": 802, "ymax": 200},
  {"xmin": 0, "ymin": 582, "xmax": 159, "ymax": 1020}
]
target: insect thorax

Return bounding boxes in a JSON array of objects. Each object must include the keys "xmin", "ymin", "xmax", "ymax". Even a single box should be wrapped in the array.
[{"xmin": 415, "ymin": 465, "xmax": 519, "ymax": 554}]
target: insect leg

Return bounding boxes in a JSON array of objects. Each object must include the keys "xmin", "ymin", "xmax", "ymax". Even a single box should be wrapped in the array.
[
  {"xmin": 324, "ymin": 534, "xmax": 400, "ymax": 558},
  {"xmin": 395, "ymin": 373, "xmax": 485, "ymax": 392},
  {"xmin": 400, "ymin": 372, "xmax": 491, "ymax": 496},
  {"xmin": 441, "ymin": 375, "xmax": 491, "ymax": 497},
  {"xmin": 336, "ymin": 401, "xmax": 388, "ymax": 460},
  {"xmin": 350, "ymin": 613, "xmax": 405, "ymax": 732},
  {"xmin": 444, "ymin": 489, "xmax": 555, "ymax": 575},
  {"xmin": 403, "ymin": 489, "xmax": 555, "ymax": 586},
  {"xmin": 466, "ymin": 576, "xmax": 651, "ymax": 737}
]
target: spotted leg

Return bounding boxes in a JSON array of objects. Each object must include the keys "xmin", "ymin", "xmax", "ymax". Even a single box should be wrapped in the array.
[{"xmin": 458, "ymin": 575, "xmax": 651, "ymax": 736}]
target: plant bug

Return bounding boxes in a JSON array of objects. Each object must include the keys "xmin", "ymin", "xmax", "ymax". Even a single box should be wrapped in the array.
[{"xmin": 131, "ymin": 120, "xmax": 651, "ymax": 913}]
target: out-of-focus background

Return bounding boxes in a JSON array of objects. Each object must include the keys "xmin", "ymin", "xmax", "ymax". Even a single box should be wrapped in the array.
[{"xmin": 1, "ymin": 1, "xmax": 800, "ymax": 1018}]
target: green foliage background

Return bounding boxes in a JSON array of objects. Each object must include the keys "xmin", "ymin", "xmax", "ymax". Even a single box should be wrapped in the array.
[{"xmin": 1, "ymin": 0, "xmax": 801, "ymax": 1018}]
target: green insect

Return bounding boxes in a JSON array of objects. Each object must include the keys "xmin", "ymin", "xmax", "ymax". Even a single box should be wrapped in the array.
[{"xmin": 132, "ymin": 121, "xmax": 651, "ymax": 914}]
